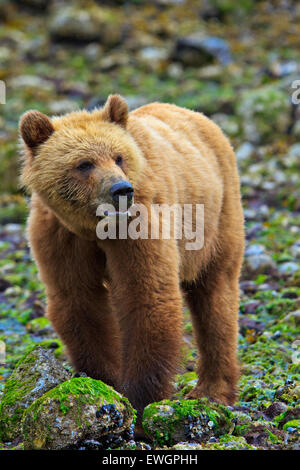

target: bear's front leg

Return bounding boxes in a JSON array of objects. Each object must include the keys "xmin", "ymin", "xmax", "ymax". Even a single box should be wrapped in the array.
[
  {"xmin": 104, "ymin": 237, "xmax": 183, "ymax": 420},
  {"xmin": 27, "ymin": 197, "xmax": 121, "ymax": 388}
]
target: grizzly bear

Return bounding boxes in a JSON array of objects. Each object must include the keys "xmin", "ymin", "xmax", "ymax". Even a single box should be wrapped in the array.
[{"xmin": 19, "ymin": 95, "xmax": 244, "ymax": 426}]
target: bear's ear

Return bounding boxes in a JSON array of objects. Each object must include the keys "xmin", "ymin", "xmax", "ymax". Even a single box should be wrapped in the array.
[
  {"xmin": 19, "ymin": 110, "xmax": 54, "ymax": 154},
  {"xmin": 102, "ymin": 94, "xmax": 128, "ymax": 128}
]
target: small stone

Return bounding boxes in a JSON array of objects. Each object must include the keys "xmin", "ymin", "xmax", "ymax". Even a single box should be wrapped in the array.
[
  {"xmin": 48, "ymin": 99, "xmax": 79, "ymax": 115},
  {"xmin": 244, "ymin": 244, "xmax": 266, "ymax": 257},
  {"xmin": 287, "ymin": 143, "xmax": 300, "ymax": 158},
  {"xmin": 264, "ymin": 402, "xmax": 288, "ymax": 420},
  {"xmin": 290, "ymin": 242, "xmax": 300, "ymax": 260},
  {"xmin": 246, "ymin": 223, "xmax": 263, "ymax": 239},
  {"xmin": 243, "ymin": 254, "xmax": 276, "ymax": 278},
  {"xmin": 139, "ymin": 47, "xmax": 168, "ymax": 63},
  {"xmin": 3, "ymin": 223, "xmax": 22, "ymax": 234},
  {"xmin": 281, "ymin": 310, "xmax": 300, "ymax": 327},
  {"xmin": 278, "ymin": 262, "xmax": 299, "ymax": 275},
  {"xmin": 236, "ymin": 142, "xmax": 255, "ymax": 161},
  {"xmin": 171, "ymin": 442, "xmax": 203, "ymax": 450},
  {"xmin": 172, "ymin": 35, "xmax": 232, "ymax": 67}
]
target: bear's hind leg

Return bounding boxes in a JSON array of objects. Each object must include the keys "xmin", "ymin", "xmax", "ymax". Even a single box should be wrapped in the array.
[{"xmin": 182, "ymin": 263, "xmax": 241, "ymax": 405}]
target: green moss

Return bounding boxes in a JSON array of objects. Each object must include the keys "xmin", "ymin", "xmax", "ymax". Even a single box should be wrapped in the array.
[
  {"xmin": 142, "ymin": 398, "xmax": 233, "ymax": 446},
  {"xmin": 0, "ymin": 346, "xmax": 37, "ymax": 440},
  {"xmin": 266, "ymin": 429, "xmax": 280, "ymax": 444},
  {"xmin": 37, "ymin": 339, "xmax": 64, "ymax": 358},
  {"xmin": 173, "ymin": 371, "xmax": 198, "ymax": 398},
  {"xmin": 233, "ymin": 423, "xmax": 252, "ymax": 436},
  {"xmin": 282, "ymin": 420, "xmax": 300, "ymax": 431},
  {"xmin": 22, "ymin": 377, "xmax": 136, "ymax": 449},
  {"xmin": 0, "ymin": 345, "xmax": 70, "ymax": 441},
  {"xmin": 205, "ymin": 435, "xmax": 256, "ymax": 450},
  {"xmin": 27, "ymin": 377, "xmax": 135, "ymax": 421},
  {"xmin": 26, "ymin": 317, "xmax": 50, "ymax": 333}
]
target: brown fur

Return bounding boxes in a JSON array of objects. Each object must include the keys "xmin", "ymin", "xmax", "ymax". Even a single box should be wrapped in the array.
[{"xmin": 19, "ymin": 95, "xmax": 244, "ymax": 422}]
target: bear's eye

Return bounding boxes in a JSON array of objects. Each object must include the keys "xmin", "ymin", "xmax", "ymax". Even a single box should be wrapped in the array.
[
  {"xmin": 115, "ymin": 155, "xmax": 123, "ymax": 167},
  {"xmin": 76, "ymin": 161, "xmax": 95, "ymax": 172}
]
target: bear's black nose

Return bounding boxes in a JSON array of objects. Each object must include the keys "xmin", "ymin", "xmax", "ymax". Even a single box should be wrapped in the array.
[{"xmin": 109, "ymin": 181, "xmax": 134, "ymax": 206}]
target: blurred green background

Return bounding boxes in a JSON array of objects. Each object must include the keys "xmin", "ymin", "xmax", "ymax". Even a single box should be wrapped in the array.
[{"xmin": 0, "ymin": 0, "xmax": 300, "ymax": 197}]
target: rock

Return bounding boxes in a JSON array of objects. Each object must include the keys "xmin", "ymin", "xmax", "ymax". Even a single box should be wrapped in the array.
[
  {"xmin": 264, "ymin": 402, "xmax": 288, "ymax": 420},
  {"xmin": 287, "ymin": 143, "xmax": 300, "ymax": 158},
  {"xmin": 142, "ymin": 398, "xmax": 234, "ymax": 446},
  {"xmin": 275, "ymin": 407, "xmax": 300, "ymax": 429},
  {"xmin": 9, "ymin": 75, "xmax": 54, "ymax": 93},
  {"xmin": 290, "ymin": 242, "xmax": 300, "ymax": 260},
  {"xmin": 126, "ymin": 96, "xmax": 149, "ymax": 111},
  {"xmin": 231, "ymin": 410, "xmax": 252, "ymax": 437},
  {"xmin": 243, "ymin": 423, "xmax": 281, "ymax": 448},
  {"xmin": 0, "ymin": 346, "xmax": 71, "ymax": 441},
  {"xmin": 3, "ymin": 223, "xmax": 22, "ymax": 234},
  {"xmin": 244, "ymin": 206, "xmax": 270, "ymax": 222},
  {"xmin": 25, "ymin": 317, "xmax": 52, "ymax": 335},
  {"xmin": 48, "ymin": 99, "xmax": 79, "ymax": 115},
  {"xmin": 274, "ymin": 382, "xmax": 300, "ymax": 404},
  {"xmin": 278, "ymin": 262, "xmax": 299, "ymax": 275},
  {"xmin": 139, "ymin": 47, "xmax": 169, "ymax": 65},
  {"xmin": 49, "ymin": 6, "xmax": 122, "ymax": 46},
  {"xmin": 211, "ymin": 113, "xmax": 239, "ymax": 137},
  {"xmin": 239, "ymin": 316, "xmax": 264, "ymax": 337},
  {"xmin": 236, "ymin": 85, "xmax": 290, "ymax": 143},
  {"xmin": 244, "ymin": 244, "xmax": 266, "ymax": 257},
  {"xmin": 281, "ymin": 310, "xmax": 300, "ymax": 327},
  {"xmin": 236, "ymin": 142, "xmax": 255, "ymax": 161},
  {"xmin": 243, "ymin": 254, "xmax": 276, "ymax": 278},
  {"xmin": 246, "ymin": 222, "xmax": 263, "ymax": 239},
  {"xmin": 170, "ymin": 442, "xmax": 203, "ymax": 450},
  {"xmin": 239, "ymin": 280, "xmax": 258, "ymax": 294},
  {"xmin": 119, "ymin": 440, "xmax": 151, "ymax": 450},
  {"xmin": 242, "ymin": 300, "xmax": 260, "ymax": 315},
  {"xmin": 270, "ymin": 61, "xmax": 298, "ymax": 78},
  {"xmin": 172, "ymin": 35, "xmax": 232, "ymax": 67},
  {"xmin": 205, "ymin": 435, "xmax": 257, "ymax": 450},
  {"xmin": 22, "ymin": 377, "xmax": 135, "ymax": 450}
]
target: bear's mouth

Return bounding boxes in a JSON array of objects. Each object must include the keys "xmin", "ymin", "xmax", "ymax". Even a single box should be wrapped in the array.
[{"xmin": 98, "ymin": 208, "xmax": 134, "ymax": 219}]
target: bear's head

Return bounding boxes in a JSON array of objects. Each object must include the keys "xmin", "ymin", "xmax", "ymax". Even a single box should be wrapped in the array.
[{"xmin": 19, "ymin": 95, "xmax": 145, "ymax": 239}]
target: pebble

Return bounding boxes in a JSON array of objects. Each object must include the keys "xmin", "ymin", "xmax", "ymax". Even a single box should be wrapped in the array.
[{"xmin": 277, "ymin": 262, "xmax": 299, "ymax": 274}]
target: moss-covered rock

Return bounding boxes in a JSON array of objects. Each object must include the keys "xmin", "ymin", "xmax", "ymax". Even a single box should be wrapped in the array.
[
  {"xmin": 205, "ymin": 435, "xmax": 257, "ymax": 450},
  {"xmin": 22, "ymin": 377, "xmax": 136, "ymax": 450},
  {"xmin": 274, "ymin": 381, "xmax": 300, "ymax": 405},
  {"xmin": 142, "ymin": 398, "xmax": 234, "ymax": 446},
  {"xmin": 25, "ymin": 317, "xmax": 51, "ymax": 335},
  {"xmin": 0, "ymin": 346, "xmax": 70, "ymax": 442}
]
